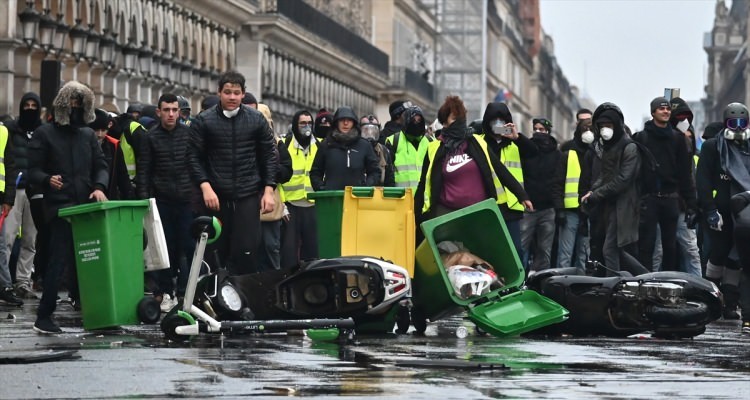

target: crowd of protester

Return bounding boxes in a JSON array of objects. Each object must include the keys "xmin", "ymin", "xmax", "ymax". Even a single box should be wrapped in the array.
[{"xmin": 0, "ymin": 70, "xmax": 748, "ymax": 335}]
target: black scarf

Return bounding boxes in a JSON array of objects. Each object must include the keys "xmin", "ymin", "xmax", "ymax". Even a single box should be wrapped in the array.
[{"xmin": 441, "ymin": 118, "xmax": 469, "ymax": 151}]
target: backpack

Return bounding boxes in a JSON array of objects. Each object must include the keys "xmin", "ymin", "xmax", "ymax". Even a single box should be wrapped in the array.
[{"xmin": 630, "ymin": 132, "xmax": 661, "ymax": 195}]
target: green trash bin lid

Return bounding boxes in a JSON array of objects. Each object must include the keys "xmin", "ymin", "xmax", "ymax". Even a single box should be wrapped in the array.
[
  {"xmin": 58, "ymin": 200, "xmax": 150, "ymax": 218},
  {"xmin": 467, "ymin": 290, "xmax": 569, "ymax": 337}
]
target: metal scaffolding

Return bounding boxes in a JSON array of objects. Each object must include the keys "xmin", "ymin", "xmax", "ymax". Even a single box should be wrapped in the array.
[{"xmin": 423, "ymin": 0, "xmax": 485, "ymax": 118}]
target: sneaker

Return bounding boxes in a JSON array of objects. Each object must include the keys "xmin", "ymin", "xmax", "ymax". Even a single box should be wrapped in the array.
[
  {"xmin": 33, "ymin": 317, "xmax": 62, "ymax": 334},
  {"xmin": 0, "ymin": 287, "xmax": 23, "ymax": 306},
  {"xmin": 14, "ymin": 284, "xmax": 38, "ymax": 299},
  {"xmin": 743, "ymin": 321, "xmax": 750, "ymax": 334},
  {"xmin": 160, "ymin": 294, "xmax": 178, "ymax": 312}
]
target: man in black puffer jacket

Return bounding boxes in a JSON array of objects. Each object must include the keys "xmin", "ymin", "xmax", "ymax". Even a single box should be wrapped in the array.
[
  {"xmin": 309, "ymin": 107, "xmax": 381, "ymax": 190},
  {"xmin": 189, "ymin": 71, "xmax": 278, "ymax": 275},
  {"xmin": 3, "ymin": 92, "xmax": 42, "ymax": 299},
  {"xmin": 137, "ymin": 93, "xmax": 196, "ymax": 308}
]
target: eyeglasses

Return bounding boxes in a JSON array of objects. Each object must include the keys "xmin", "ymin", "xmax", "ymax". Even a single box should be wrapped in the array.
[
  {"xmin": 726, "ymin": 118, "xmax": 749, "ymax": 130},
  {"xmin": 298, "ymin": 121, "xmax": 312, "ymax": 127}
]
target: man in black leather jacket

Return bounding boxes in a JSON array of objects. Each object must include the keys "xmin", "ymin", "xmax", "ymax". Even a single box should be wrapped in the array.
[
  {"xmin": 189, "ymin": 71, "xmax": 278, "ymax": 275},
  {"xmin": 28, "ymin": 81, "xmax": 109, "ymax": 334}
]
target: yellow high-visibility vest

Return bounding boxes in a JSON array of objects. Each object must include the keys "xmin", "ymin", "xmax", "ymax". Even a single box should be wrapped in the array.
[
  {"xmin": 0, "ymin": 125, "xmax": 7, "ymax": 192},
  {"xmin": 386, "ymin": 132, "xmax": 431, "ymax": 192},
  {"xmin": 422, "ymin": 135, "xmax": 506, "ymax": 213},
  {"xmin": 563, "ymin": 151, "xmax": 581, "ymax": 209},
  {"xmin": 280, "ymin": 138, "xmax": 317, "ymax": 203},
  {"xmin": 499, "ymin": 142, "xmax": 524, "ymax": 211}
]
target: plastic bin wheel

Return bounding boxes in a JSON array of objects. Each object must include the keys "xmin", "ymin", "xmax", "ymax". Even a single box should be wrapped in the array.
[
  {"xmin": 137, "ymin": 297, "xmax": 161, "ymax": 324},
  {"xmin": 395, "ymin": 305, "xmax": 411, "ymax": 334},
  {"xmin": 161, "ymin": 313, "xmax": 192, "ymax": 342}
]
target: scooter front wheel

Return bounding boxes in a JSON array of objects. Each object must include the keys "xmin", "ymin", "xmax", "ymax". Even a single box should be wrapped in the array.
[
  {"xmin": 137, "ymin": 297, "xmax": 161, "ymax": 324},
  {"xmin": 161, "ymin": 313, "xmax": 192, "ymax": 342}
]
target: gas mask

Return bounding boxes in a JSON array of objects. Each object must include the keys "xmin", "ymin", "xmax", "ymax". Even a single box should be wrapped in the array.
[
  {"xmin": 300, "ymin": 125, "xmax": 312, "ymax": 137},
  {"xmin": 724, "ymin": 118, "xmax": 750, "ymax": 141},
  {"xmin": 581, "ymin": 130, "xmax": 595, "ymax": 144},
  {"xmin": 600, "ymin": 127, "xmax": 614, "ymax": 141},
  {"xmin": 361, "ymin": 124, "xmax": 380, "ymax": 142}
]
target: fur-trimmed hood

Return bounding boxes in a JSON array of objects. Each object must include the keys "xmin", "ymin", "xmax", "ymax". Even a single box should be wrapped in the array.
[{"xmin": 53, "ymin": 81, "xmax": 96, "ymax": 126}]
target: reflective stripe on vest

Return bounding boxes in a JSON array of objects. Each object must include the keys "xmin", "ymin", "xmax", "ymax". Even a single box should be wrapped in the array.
[
  {"xmin": 422, "ymin": 136, "xmax": 506, "ymax": 214},
  {"xmin": 0, "ymin": 125, "xmax": 7, "ymax": 192},
  {"xmin": 563, "ymin": 151, "xmax": 581, "ymax": 209},
  {"xmin": 120, "ymin": 121, "xmax": 142, "ymax": 179},
  {"xmin": 499, "ymin": 143, "xmax": 524, "ymax": 211},
  {"xmin": 387, "ymin": 132, "xmax": 430, "ymax": 192},
  {"xmin": 280, "ymin": 139, "xmax": 317, "ymax": 203}
]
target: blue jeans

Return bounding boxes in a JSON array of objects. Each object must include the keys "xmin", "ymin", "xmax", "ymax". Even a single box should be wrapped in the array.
[
  {"xmin": 259, "ymin": 220, "xmax": 282, "ymax": 271},
  {"xmin": 556, "ymin": 210, "xmax": 589, "ymax": 271},
  {"xmin": 0, "ymin": 221, "xmax": 11, "ymax": 288},
  {"xmin": 676, "ymin": 212, "xmax": 702, "ymax": 277}
]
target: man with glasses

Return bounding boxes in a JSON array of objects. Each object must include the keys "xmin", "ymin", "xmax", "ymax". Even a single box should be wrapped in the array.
[
  {"xmin": 634, "ymin": 97, "xmax": 697, "ymax": 272},
  {"xmin": 279, "ymin": 110, "xmax": 319, "ymax": 267}
]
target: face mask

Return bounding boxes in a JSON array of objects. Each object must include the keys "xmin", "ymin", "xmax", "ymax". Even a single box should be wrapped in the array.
[
  {"xmin": 405, "ymin": 121, "xmax": 425, "ymax": 137},
  {"xmin": 600, "ymin": 127, "xmax": 614, "ymax": 141},
  {"xmin": 69, "ymin": 107, "xmax": 85, "ymax": 126},
  {"xmin": 223, "ymin": 108, "xmax": 239, "ymax": 118},
  {"xmin": 300, "ymin": 125, "xmax": 312, "ymax": 137},
  {"xmin": 581, "ymin": 130, "xmax": 595, "ymax": 144},
  {"xmin": 315, "ymin": 125, "xmax": 331, "ymax": 139},
  {"xmin": 361, "ymin": 124, "xmax": 380, "ymax": 142},
  {"xmin": 19, "ymin": 108, "xmax": 39, "ymax": 126},
  {"xmin": 676, "ymin": 119, "xmax": 690, "ymax": 134}
]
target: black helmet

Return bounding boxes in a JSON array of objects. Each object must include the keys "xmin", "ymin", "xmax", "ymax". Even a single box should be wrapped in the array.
[
  {"xmin": 177, "ymin": 95, "xmax": 190, "ymax": 111},
  {"xmin": 723, "ymin": 102, "xmax": 748, "ymax": 122}
]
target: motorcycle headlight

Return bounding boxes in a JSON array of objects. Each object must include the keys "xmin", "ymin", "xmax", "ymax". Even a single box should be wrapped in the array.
[{"xmin": 218, "ymin": 283, "xmax": 243, "ymax": 312}]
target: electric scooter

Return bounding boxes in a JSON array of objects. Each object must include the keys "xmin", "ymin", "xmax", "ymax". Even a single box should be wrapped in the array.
[{"xmin": 160, "ymin": 217, "xmax": 411, "ymax": 342}]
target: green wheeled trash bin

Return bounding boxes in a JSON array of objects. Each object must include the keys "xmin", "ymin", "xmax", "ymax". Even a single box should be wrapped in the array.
[
  {"xmin": 413, "ymin": 199, "xmax": 569, "ymax": 337},
  {"xmin": 306, "ymin": 190, "xmax": 345, "ymax": 258},
  {"xmin": 59, "ymin": 200, "xmax": 161, "ymax": 330}
]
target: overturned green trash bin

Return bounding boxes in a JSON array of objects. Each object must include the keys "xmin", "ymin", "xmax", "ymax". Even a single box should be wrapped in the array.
[
  {"xmin": 413, "ymin": 199, "xmax": 568, "ymax": 337},
  {"xmin": 59, "ymin": 200, "xmax": 159, "ymax": 330},
  {"xmin": 306, "ymin": 190, "xmax": 345, "ymax": 258}
]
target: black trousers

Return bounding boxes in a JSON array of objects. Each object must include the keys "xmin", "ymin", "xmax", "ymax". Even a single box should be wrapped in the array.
[
  {"xmin": 638, "ymin": 195, "xmax": 680, "ymax": 271},
  {"xmin": 285, "ymin": 204, "xmax": 318, "ymax": 264},
  {"xmin": 213, "ymin": 195, "xmax": 261, "ymax": 275},
  {"xmin": 37, "ymin": 218, "xmax": 76, "ymax": 319},
  {"xmin": 29, "ymin": 197, "xmax": 49, "ymax": 283}
]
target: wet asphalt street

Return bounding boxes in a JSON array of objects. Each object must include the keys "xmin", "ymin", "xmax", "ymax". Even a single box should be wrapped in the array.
[{"xmin": 1, "ymin": 295, "xmax": 749, "ymax": 399}]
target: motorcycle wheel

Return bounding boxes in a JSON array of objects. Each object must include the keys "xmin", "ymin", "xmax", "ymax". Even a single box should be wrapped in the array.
[{"xmin": 645, "ymin": 302, "xmax": 709, "ymax": 326}]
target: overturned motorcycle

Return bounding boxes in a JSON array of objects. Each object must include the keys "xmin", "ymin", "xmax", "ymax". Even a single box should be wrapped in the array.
[
  {"xmin": 161, "ymin": 217, "xmax": 411, "ymax": 342},
  {"xmin": 525, "ymin": 264, "xmax": 723, "ymax": 338}
]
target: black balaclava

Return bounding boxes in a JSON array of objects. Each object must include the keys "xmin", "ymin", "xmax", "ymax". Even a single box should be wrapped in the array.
[
  {"xmin": 403, "ymin": 106, "xmax": 426, "ymax": 144},
  {"xmin": 18, "ymin": 92, "xmax": 42, "ymax": 131}
]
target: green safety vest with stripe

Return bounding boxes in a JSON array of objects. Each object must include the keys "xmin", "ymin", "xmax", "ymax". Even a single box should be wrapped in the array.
[
  {"xmin": 422, "ymin": 135, "xmax": 506, "ymax": 213},
  {"xmin": 386, "ymin": 132, "xmax": 431, "ymax": 192},
  {"xmin": 280, "ymin": 138, "xmax": 318, "ymax": 203},
  {"xmin": 120, "ymin": 121, "xmax": 143, "ymax": 180},
  {"xmin": 498, "ymin": 142, "xmax": 525, "ymax": 211},
  {"xmin": 0, "ymin": 125, "xmax": 7, "ymax": 192},
  {"xmin": 563, "ymin": 151, "xmax": 581, "ymax": 209}
]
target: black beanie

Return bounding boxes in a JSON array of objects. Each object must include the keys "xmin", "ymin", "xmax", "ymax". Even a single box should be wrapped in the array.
[
  {"xmin": 650, "ymin": 97, "xmax": 670, "ymax": 113},
  {"xmin": 242, "ymin": 92, "xmax": 257, "ymax": 105},
  {"xmin": 89, "ymin": 108, "xmax": 111, "ymax": 131},
  {"xmin": 389, "ymin": 100, "xmax": 407, "ymax": 119},
  {"xmin": 702, "ymin": 121, "xmax": 724, "ymax": 140}
]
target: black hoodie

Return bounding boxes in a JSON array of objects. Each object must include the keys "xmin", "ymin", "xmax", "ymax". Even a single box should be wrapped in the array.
[
  {"xmin": 290, "ymin": 110, "xmax": 314, "ymax": 149},
  {"xmin": 5, "ymin": 92, "xmax": 42, "ymax": 191},
  {"xmin": 669, "ymin": 97, "xmax": 697, "ymax": 157},
  {"xmin": 480, "ymin": 102, "xmax": 538, "ymax": 157}
]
